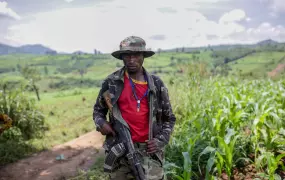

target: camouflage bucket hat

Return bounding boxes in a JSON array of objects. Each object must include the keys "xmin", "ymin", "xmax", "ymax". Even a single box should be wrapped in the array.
[{"xmin": 111, "ymin": 36, "xmax": 155, "ymax": 60}]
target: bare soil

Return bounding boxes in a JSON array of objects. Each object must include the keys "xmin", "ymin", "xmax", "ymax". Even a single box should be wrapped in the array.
[
  {"xmin": 268, "ymin": 63, "xmax": 285, "ymax": 77},
  {"xmin": 0, "ymin": 130, "xmax": 105, "ymax": 180}
]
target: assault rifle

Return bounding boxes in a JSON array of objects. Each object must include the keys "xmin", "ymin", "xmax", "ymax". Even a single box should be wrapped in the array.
[{"xmin": 102, "ymin": 91, "xmax": 146, "ymax": 180}]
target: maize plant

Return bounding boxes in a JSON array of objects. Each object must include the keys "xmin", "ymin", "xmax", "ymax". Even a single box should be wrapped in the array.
[{"xmin": 165, "ymin": 72, "xmax": 285, "ymax": 179}]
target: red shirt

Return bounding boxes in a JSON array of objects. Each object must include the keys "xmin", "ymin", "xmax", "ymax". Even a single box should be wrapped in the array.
[{"xmin": 117, "ymin": 72, "xmax": 149, "ymax": 143}]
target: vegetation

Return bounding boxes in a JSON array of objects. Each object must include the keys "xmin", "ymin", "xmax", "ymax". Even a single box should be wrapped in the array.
[
  {"xmin": 0, "ymin": 42, "xmax": 285, "ymax": 179},
  {"xmin": 164, "ymin": 66, "xmax": 285, "ymax": 179},
  {"xmin": 69, "ymin": 157, "xmax": 108, "ymax": 180},
  {"xmin": 0, "ymin": 85, "xmax": 46, "ymax": 165},
  {"xmin": 229, "ymin": 52, "xmax": 285, "ymax": 78}
]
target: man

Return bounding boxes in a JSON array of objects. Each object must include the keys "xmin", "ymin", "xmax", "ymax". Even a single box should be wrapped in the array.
[{"xmin": 93, "ymin": 36, "xmax": 176, "ymax": 180}]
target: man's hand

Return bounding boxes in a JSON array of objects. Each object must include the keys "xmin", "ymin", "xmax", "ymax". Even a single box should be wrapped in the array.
[
  {"xmin": 146, "ymin": 138, "xmax": 162, "ymax": 154},
  {"xmin": 99, "ymin": 122, "xmax": 116, "ymax": 136}
]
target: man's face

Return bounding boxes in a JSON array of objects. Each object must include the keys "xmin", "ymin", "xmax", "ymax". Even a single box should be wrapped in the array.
[{"xmin": 121, "ymin": 52, "xmax": 144, "ymax": 73}]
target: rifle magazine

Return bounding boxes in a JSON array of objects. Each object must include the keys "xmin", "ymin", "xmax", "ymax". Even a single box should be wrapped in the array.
[{"xmin": 103, "ymin": 143, "xmax": 126, "ymax": 173}]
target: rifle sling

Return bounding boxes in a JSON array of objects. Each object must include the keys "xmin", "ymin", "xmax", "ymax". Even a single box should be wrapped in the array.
[{"xmin": 148, "ymin": 90, "xmax": 153, "ymax": 141}]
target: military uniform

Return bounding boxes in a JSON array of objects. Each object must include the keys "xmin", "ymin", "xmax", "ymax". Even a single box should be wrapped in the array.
[{"xmin": 93, "ymin": 36, "xmax": 176, "ymax": 180}]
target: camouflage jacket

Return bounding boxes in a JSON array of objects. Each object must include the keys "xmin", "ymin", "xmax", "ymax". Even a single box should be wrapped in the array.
[{"xmin": 93, "ymin": 66, "xmax": 176, "ymax": 150}]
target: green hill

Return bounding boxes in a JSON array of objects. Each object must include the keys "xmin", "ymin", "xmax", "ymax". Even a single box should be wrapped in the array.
[
  {"xmin": 0, "ymin": 52, "xmax": 186, "ymax": 93},
  {"xmin": 228, "ymin": 51, "xmax": 285, "ymax": 77},
  {"xmin": 2, "ymin": 43, "xmax": 285, "ymax": 179},
  {"xmin": 1, "ymin": 48, "xmax": 285, "ymax": 92},
  {"xmin": 0, "ymin": 43, "xmax": 56, "ymax": 55}
]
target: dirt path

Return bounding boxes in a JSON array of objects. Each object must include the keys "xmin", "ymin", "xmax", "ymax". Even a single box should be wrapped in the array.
[
  {"xmin": 268, "ymin": 62, "xmax": 285, "ymax": 77},
  {"xmin": 0, "ymin": 131, "xmax": 105, "ymax": 180},
  {"xmin": 268, "ymin": 63, "xmax": 285, "ymax": 77}
]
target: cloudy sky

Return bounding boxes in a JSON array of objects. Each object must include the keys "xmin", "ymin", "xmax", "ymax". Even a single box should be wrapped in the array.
[{"xmin": 1, "ymin": 0, "xmax": 285, "ymax": 53}]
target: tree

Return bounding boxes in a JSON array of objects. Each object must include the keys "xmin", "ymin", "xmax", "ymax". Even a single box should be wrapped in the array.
[
  {"xmin": 224, "ymin": 57, "xmax": 230, "ymax": 64},
  {"xmin": 44, "ymin": 66, "xmax": 49, "ymax": 75},
  {"xmin": 20, "ymin": 66, "xmax": 41, "ymax": 101}
]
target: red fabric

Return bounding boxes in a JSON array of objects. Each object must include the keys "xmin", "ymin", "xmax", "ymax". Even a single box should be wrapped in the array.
[{"xmin": 117, "ymin": 72, "xmax": 149, "ymax": 143}]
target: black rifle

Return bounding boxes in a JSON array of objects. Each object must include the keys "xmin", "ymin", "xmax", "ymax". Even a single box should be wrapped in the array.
[{"xmin": 102, "ymin": 91, "xmax": 146, "ymax": 180}]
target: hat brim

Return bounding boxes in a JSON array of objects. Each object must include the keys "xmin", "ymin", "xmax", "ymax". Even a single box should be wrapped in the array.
[{"xmin": 111, "ymin": 50, "xmax": 155, "ymax": 60}]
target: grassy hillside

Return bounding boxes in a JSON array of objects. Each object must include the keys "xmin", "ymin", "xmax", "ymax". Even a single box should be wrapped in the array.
[
  {"xmin": 1, "ymin": 46, "xmax": 285, "ymax": 179},
  {"xmin": 0, "ymin": 52, "xmax": 185, "ymax": 165},
  {"xmin": 32, "ymin": 88, "xmax": 100, "ymax": 148},
  {"xmin": 0, "ymin": 49, "xmax": 284, "ymax": 85},
  {"xmin": 0, "ymin": 53, "xmax": 187, "ymax": 92},
  {"xmin": 229, "ymin": 52, "xmax": 285, "ymax": 77}
]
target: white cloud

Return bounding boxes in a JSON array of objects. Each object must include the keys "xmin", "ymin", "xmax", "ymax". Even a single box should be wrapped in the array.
[
  {"xmin": 65, "ymin": 0, "xmax": 74, "ymax": 2},
  {"xmin": 246, "ymin": 22, "xmax": 285, "ymax": 40},
  {"xmin": 219, "ymin": 9, "xmax": 246, "ymax": 23},
  {"xmin": 5, "ymin": 6, "xmax": 245, "ymax": 52},
  {"xmin": 6, "ymin": 0, "xmax": 282, "ymax": 53},
  {"xmin": 229, "ymin": 22, "xmax": 285, "ymax": 43},
  {"xmin": 0, "ymin": 1, "xmax": 21, "ymax": 20}
]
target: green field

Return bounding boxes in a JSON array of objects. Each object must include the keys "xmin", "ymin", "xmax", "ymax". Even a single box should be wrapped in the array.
[
  {"xmin": 229, "ymin": 52, "xmax": 285, "ymax": 77},
  {"xmin": 32, "ymin": 88, "xmax": 99, "ymax": 148},
  {"xmin": 1, "ymin": 46, "xmax": 285, "ymax": 179}
]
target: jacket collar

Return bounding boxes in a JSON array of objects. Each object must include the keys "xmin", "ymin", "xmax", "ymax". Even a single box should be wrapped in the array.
[{"xmin": 108, "ymin": 66, "xmax": 155, "ymax": 93}]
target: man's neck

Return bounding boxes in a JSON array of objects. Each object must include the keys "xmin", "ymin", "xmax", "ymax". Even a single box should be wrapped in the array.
[{"xmin": 128, "ymin": 67, "xmax": 145, "ymax": 81}]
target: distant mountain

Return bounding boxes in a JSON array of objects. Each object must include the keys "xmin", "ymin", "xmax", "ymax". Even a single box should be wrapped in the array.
[
  {"xmin": 257, "ymin": 39, "xmax": 279, "ymax": 46},
  {"xmin": 0, "ymin": 43, "xmax": 18, "ymax": 54},
  {"xmin": 18, "ymin": 44, "xmax": 54, "ymax": 54},
  {"xmin": 1, "ymin": 38, "xmax": 283, "ymax": 55},
  {"xmin": 0, "ymin": 43, "xmax": 56, "ymax": 55},
  {"xmin": 160, "ymin": 39, "xmax": 285, "ymax": 53}
]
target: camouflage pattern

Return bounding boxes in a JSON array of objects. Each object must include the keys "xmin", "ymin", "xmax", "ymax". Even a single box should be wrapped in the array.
[
  {"xmin": 109, "ymin": 142, "xmax": 164, "ymax": 180},
  {"xmin": 111, "ymin": 36, "xmax": 155, "ymax": 60},
  {"xmin": 93, "ymin": 66, "xmax": 176, "ymax": 179}
]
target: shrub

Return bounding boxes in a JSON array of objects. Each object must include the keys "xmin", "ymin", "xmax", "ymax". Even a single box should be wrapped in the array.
[
  {"xmin": 0, "ymin": 84, "xmax": 47, "ymax": 165},
  {"xmin": 0, "ymin": 88, "xmax": 46, "ymax": 140}
]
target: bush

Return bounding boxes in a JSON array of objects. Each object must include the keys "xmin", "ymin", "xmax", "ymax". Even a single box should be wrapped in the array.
[
  {"xmin": 0, "ymin": 89, "xmax": 46, "ymax": 140},
  {"xmin": 0, "ymin": 140, "xmax": 37, "ymax": 165},
  {"xmin": 0, "ymin": 85, "xmax": 47, "ymax": 165}
]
